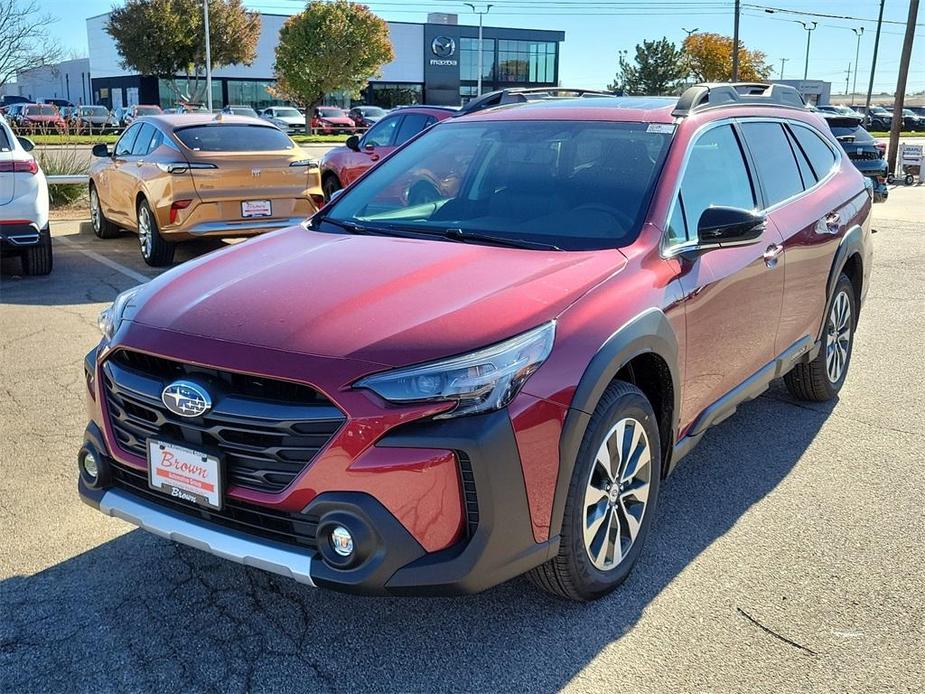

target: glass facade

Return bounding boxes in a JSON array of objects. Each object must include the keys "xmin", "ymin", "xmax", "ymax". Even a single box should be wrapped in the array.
[
  {"xmin": 363, "ymin": 83, "xmax": 423, "ymax": 109},
  {"xmin": 497, "ymin": 40, "xmax": 557, "ymax": 83},
  {"xmin": 460, "ymin": 38, "xmax": 496, "ymax": 82},
  {"xmin": 158, "ymin": 79, "xmax": 223, "ymax": 109},
  {"xmin": 226, "ymin": 80, "xmax": 287, "ymax": 110}
]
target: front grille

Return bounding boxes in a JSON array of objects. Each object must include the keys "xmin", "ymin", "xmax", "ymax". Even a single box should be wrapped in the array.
[
  {"xmin": 102, "ymin": 349, "xmax": 345, "ymax": 494},
  {"xmin": 109, "ymin": 461, "xmax": 319, "ymax": 549},
  {"xmin": 457, "ymin": 452, "xmax": 479, "ymax": 537},
  {"xmin": 848, "ymin": 151, "xmax": 883, "ymax": 161}
]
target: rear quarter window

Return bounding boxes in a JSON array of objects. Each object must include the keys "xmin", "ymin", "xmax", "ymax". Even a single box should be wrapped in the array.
[
  {"xmin": 791, "ymin": 124, "xmax": 838, "ymax": 180},
  {"xmin": 174, "ymin": 125, "xmax": 295, "ymax": 152},
  {"xmin": 740, "ymin": 121, "xmax": 804, "ymax": 206}
]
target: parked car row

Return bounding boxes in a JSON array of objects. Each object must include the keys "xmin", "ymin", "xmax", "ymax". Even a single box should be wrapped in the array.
[{"xmin": 77, "ymin": 82, "xmax": 875, "ymax": 602}]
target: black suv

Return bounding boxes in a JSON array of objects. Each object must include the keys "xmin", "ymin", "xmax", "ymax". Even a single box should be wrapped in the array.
[{"xmin": 822, "ymin": 113, "xmax": 888, "ymax": 202}]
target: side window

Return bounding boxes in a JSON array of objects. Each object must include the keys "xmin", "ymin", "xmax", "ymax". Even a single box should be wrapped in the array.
[
  {"xmin": 115, "ymin": 123, "xmax": 141, "ymax": 156},
  {"xmin": 785, "ymin": 127, "xmax": 816, "ymax": 189},
  {"xmin": 394, "ymin": 114, "xmax": 431, "ymax": 146},
  {"xmin": 739, "ymin": 122, "xmax": 803, "ymax": 206},
  {"xmin": 131, "ymin": 124, "xmax": 155, "ymax": 156},
  {"xmin": 790, "ymin": 124, "xmax": 837, "ymax": 181},
  {"xmin": 363, "ymin": 116, "xmax": 399, "ymax": 147},
  {"xmin": 678, "ymin": 124, "xmax": 756, "ymax": 237},
  {"xmin": 146, "ymin": 128, "xmax": 164, "ymax": 154}
]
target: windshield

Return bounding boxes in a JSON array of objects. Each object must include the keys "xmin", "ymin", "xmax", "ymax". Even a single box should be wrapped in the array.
[
  {"xmin": 83, "ymin": 107, "xmax": 108, "ymax": 116},
  {"xmin": 274, "ymin": 108, "xmax": 302, "ymax": 118},
  {"xmin": 230, "ymin": 107, "xmax": 258, "ymax": 117},
  {"xmin": 360, "ymin": 107, "xmax": 386, "ymax": 117},
  {"xmin": 828, "ymin": 123, "xmax": 874, "ymax": 144},
  {"xmin": 136, "ymin": 106, "xmax": 161, "ymax": 115},
  {"xmin": 322, "ymin": 120, "xmax": 673, "ymax": 251},
  {"xmin": 174, "ymin": 125, "xmax": 295, "ymax": 152},
  {"xmin": 318, "ymin": 108, "xmax": 346, "ymax": 118},
  {"xmin": 30, "ymin": 105, "xmax": 57, "ymax": 116}
]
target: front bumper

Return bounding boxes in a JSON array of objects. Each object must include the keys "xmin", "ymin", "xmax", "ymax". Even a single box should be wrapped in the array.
[{"xmin": 80, "ymin": 357, "xmax": 558, "ymax": 595}]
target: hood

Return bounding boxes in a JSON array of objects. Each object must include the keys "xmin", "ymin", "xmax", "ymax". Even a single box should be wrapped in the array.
[
  {"xmin": 131, "ymin": 226, "xmax": 625, "ymax": 367},
  {"xmin": 321, "ymin": 116, "xmax": 354, "ymax": 125},
  {"xmin": 276, "ymin": 116, "xmax": 305, "ymax": 125}
]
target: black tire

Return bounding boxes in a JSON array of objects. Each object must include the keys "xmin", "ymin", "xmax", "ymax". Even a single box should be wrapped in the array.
[
  {"xmin": 528, "ymin": 381, "xmax": 661, "ymax": 601},
  {"xmin": 89, "ymin": 183, "xmax": 120, "ymax": 239},
  {"xmin": 784, "ymin": 273, "xmax": 856, "ymax": 402},
  {"xmin": 137, "ymin": 199, "xmax": 175, "ymax": 267},
  {"xmin": 21, "ymin": 230, "xmax": 53, "ymax": 276},
  {"xmin": 322, "ymin": 174, "xmax": 342, "ymax": 202}
]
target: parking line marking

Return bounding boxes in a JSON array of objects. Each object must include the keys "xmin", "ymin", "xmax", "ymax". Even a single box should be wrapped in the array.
[{"xmin": 56, "ymin": 236, "xmax": 151, "ymax": 284}]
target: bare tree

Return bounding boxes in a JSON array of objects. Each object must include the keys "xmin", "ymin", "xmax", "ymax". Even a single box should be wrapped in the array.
[{"xmin": 0, "ymin": 0, "xmax": 62, "ymax": 88}]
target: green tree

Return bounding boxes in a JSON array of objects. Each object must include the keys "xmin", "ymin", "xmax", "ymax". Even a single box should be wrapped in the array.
[
  {"xmin": 106, "ymin": 0, "xmax": 260, "ymax": 104},
  {"xmin": 607, "ymin": 38, "xmax": 686, "ymax": 96},
  {"xmin": 272, "ymin": 0, "xmax": 394, "ymax": 132}
]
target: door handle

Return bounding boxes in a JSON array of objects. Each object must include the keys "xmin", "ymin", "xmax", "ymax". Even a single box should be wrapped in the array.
[
  {"xmin": 369, "ymin": 154, "xmax": 379, "ymax": 161},
  {"xmin": 816, "ymin": 212, "xmax": 841, "ymax": 234},
  {"xmin": 763, "ymin": 243, "xmax": 783, "ymax": 268},
  {"xmin": 136, "ymin": 160, "xmax": 145, "ymax": 167}
]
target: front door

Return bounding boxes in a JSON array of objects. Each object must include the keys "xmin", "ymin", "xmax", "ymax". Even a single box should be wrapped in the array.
[
  {"xmin": 341, "ymin": 115, "xmax": 401, "ymax": 185},
  {"xmin": 667, "ymin": 122, "xmax": 786, "ymax": 433},
  {"xmin": 103, "ymin": 122, "xmax": 142, "ymax": 225}
]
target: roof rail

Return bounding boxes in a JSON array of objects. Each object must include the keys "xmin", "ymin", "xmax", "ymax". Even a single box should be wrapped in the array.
[
  {"xmin": 672, "ymin": 82, "xmax": 805, "ymax": 118},
  {"xmin": 456, "ymin": 86, "xmax": 617, "ymax": 116}
]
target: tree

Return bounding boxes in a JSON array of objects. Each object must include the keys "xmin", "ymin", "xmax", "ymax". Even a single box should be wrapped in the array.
[
  {"xmin": 272, "ymin": 1, "xmax": 394, "ymax": 132},
  {"xmin": 106, "ymin": 0, "xmax": 260, "ymax": 104},
  {"xmin": 0, "ymin": 0, "xmax": 62, "ymax": 89},
  {"xmin": 607, "ymin": 38, "xmax": 686, "ymax": 96},
  {"xmin": 683, "ymin": 33, "xmax": 772, "ymax": 83}
]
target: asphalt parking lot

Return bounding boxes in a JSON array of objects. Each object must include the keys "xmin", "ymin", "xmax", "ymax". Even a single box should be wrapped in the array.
[{"xmin": 1, "ymin": 189, "xmax": 923, "ymax": 692}]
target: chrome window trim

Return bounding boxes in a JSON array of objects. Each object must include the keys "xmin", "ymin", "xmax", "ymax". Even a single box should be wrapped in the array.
[{"xmin": 660, "ymin": 116, "xmax": 843, "ymax": 258}]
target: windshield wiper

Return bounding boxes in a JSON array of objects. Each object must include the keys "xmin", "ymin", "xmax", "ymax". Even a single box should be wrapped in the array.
[{"xmin": 441, "ymin": 227, "xmax": 562, "ymax": 251}]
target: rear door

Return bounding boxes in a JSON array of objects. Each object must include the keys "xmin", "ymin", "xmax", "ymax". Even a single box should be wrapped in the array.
[
  {"xmin": 0, "ymin": 122, "xmax": 14, "ymax": 206},
  {"xmin": 739, "ymin": 119, "xmax": 856, "ymax": 354},
  {"xmin": 668, "ymin": 122, "xmax": 786, "ymax": 431}
]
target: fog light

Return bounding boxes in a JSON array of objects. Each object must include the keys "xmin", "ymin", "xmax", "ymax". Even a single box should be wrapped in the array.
[
  {"xmin": 81, "ymin": 450, "xmax": 99, "ymax": 482},
  {"xmin": 330, "ymin": 526, "xmax": 354, "ymax": 557}
]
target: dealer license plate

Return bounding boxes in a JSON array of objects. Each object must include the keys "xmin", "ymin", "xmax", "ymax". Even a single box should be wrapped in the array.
[
  {"xmin": 242, "ymin": 200, "xmax": 272, "ymax": 218},
  {"xmin": 148, "ymin": 439, "xmax": 222, "ymax": 510}
]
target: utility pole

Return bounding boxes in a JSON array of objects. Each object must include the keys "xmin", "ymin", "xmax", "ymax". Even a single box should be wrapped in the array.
[
  {"xmin": 845, "ymin": 63, "xmax": 851, "ymax": 96},
  {"xmin": 778, "ymin": 57, "xmax": 789, "ymax": 80},
  {"xmin": 731, "ymin": 0, "xmax": 741, "ymax": 81},
  {"xmin": 887, "ymin": 0, "xmax": 919, "ymax": 175},
  {"xmin": 203, "ymin": 0, "xmax": 213, "ymax": 111},
  {"xmin": 464, "ymin": 3, "xmax": 493, "ymax": 97},
  {"xmin": 864, "ymin": 0, "xmax": 886, "ymax": 116},
  {"xmin": 797, "ymin": 21, "xmax": 817, "ymax": 80},
  {"xmin": 851, "ymin": 27, "xmax": 864, "ymax": 104}
]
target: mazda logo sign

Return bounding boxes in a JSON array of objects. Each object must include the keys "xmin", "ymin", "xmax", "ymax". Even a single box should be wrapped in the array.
[
  {"xmin": 431, "ymin": 36, "xmax": 456, "ymax": 58},
  {"xmin": 161, "ymin": 380, "xmax": 212, "ymax": 418}
]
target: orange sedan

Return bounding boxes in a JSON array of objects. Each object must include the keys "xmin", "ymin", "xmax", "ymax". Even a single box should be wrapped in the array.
[{"xmin": 89, "ymin": 114, "xmax": 322, "ymax": 266}]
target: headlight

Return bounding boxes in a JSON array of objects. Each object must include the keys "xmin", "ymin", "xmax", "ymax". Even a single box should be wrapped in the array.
[
  {"xmin": 355, "ymin": 322, "xmax": 555, "ymax": 419},
  {"xmin": 98, "ymin": 284, "xmax": 145, "ymax": 340}
]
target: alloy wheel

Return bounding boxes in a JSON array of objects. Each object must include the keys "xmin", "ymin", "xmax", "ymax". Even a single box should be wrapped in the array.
[
  {"xmin": 825, "ymin": 290, "xmax": 852, "ymax": 383},
  {"xmin": 583, "ymin": 417, "xmax": 652, "ymax": 571},
  {"xmin": 138, "ymin": 205, "xmax": 153, "ymax": 258},
  {"xmin": 90, "ymin": 188, "xmax": 100, "ymax": 231}
]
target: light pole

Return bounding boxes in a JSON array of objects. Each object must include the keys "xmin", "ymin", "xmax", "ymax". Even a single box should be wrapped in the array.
[
  {"xmin": 797, "ymin": 21, "xmax": 817, "ymax": 80},
  {"xmin": 850, "ymin": 27, "xmax": 864, "ymax": 104},
  {"xmin": 682, "ymin": 28, "xmax": 699, "ymax": 84},
  {"xmin": 464, "ymin": 3, "xmax": 493, "ymax": 97},
  {"xmin": 779, "ymin": 57, "xmax": 789, "ymax": 80},
  {"xmin": 681, "ymin": 27, "xmax": 699, "ymax": 38},
  {"xmin": 203, "ymin": 0, "xmax": 213, "ymax": 111}
]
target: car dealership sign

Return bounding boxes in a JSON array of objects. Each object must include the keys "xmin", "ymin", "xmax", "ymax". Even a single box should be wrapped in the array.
[{"xmin": 430, "ymin": 36, "xmax": 458, "ymax": 66}]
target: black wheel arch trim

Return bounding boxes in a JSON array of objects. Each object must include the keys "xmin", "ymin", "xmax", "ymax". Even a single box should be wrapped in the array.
[
  {"xmin": 823, "ymin": 223, "xmax": 865, "ymax": 336},
  {"xmin": 550, "ymin": 308, "xmax": 680, "ymax": 540}
]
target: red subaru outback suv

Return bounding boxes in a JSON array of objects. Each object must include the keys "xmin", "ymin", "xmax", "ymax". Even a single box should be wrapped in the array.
[{"xmin": 79, "ymin": 84, "xmax": 872, "ymax": 601}]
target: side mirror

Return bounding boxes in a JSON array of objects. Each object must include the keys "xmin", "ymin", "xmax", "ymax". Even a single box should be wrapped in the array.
[
  {"xmin": 345, "ymin": 135, "xmax": 360, "ymax": 152},
  {"xmin": 697, "ymin": 206, "xmax": 766, "ymax": 248},
  {"xmin": 17, "ymin": 136, "xmax": 35, "ymax": 152},
  {"xmin": 91, "ymin": 143, "xmax": 111, "ymax": 158},
  {"xmin": 329, "ymin": 188, "xmax": 344, "ymax": 203}
]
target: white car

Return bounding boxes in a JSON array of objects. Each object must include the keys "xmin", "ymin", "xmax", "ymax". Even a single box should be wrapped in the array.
[
  {"xmin": 0, "ymin": 115, "xmax": 52, "ymax": 275},
  {"xmin": 259, "ymin": 106, "xmax": 306, "ymax": 133}
]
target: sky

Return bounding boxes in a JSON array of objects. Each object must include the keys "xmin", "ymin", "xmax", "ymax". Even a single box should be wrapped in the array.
[{"xmin": 40, "ymin": 0, "xmax": 925, "ymax": 95}]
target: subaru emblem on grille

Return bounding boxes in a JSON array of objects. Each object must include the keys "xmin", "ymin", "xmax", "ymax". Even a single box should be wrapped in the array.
[{"xmin": 161, "ymin": 380, "xmax": 212, "ymax": 418}]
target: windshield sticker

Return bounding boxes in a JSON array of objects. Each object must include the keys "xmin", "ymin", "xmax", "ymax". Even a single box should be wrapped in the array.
[{"xmin": 647, "ymin": 123, "xmax": 676, "ymax": 134}]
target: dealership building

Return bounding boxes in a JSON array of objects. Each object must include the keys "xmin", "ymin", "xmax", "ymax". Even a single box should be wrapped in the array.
[{"xmin": 85, "ymin": 11, "xmax": 564, "ymax": 110}]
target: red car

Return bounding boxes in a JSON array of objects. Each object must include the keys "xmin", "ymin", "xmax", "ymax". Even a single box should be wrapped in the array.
[
  {"xmin": 79, "ymin": 83, "xmax": 871, "ymax": 601},
  {"xmin": 16, "ymin": 104, "xmax": 66, "ymax": 131},
  {"xmin": 311, "ymin": 107, "xmax": 356, "ymax": 135},
  {"xmin": 319, "ymin": 106, "xmax": 455, "ymax": 200}
]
